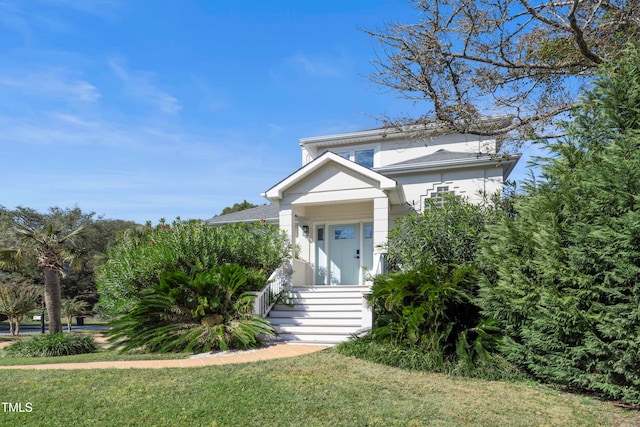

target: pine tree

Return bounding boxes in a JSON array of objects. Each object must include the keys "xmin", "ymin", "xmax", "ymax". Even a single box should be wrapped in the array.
[{"xmin": 479, "ymin": 43, "xmax": 640, "ymax": 404}]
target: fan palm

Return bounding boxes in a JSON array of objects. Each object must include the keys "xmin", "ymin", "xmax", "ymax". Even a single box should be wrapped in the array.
[
  {"xmin": 6, "ymin": 222, "xmax": 86, "ymax": 334},
  {"xmin": 61, "ymin": 297, "xmax": 90, "ymax": 332}
]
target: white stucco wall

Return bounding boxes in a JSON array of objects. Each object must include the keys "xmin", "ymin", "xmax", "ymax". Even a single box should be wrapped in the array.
[{"xmin": 301, "ymin": 132, "xmax": 499, "ymax": 169}]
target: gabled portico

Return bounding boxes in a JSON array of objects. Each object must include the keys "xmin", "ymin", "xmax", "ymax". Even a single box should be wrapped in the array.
[{"xmin": 263, "ymin": 152, "xmax": 405, "ymax": 287}]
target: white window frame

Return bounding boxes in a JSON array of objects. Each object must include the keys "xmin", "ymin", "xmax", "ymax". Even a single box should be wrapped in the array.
[{"xmin": 329, "ymin": 144, "xmax": 379, "ymax": 168}]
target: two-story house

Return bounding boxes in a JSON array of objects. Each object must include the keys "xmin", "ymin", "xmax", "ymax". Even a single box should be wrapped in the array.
[{"xmin": 207, "ymin": 120, "xmax": 520, "ymax": 343}]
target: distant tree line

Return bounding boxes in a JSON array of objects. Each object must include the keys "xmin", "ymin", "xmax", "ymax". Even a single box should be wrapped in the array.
[{"xmin": 0, "ymin": 206, "xmax": 137, "ymax": 328}]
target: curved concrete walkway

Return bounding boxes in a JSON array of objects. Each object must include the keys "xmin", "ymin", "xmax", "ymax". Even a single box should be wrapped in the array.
[{"xmin": 0, "ymin": 343, "xmax": 329, "ymax": 370}]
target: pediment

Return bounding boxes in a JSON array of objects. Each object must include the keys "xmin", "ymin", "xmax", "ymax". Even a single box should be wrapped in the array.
[{"xmin": 264, "ymin": 152, "xmax": 399, "ymax": 203}]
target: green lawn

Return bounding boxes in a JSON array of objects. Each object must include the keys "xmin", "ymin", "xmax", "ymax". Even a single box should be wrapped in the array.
[{"xmin": 0, "ymin": 349, "xmax": 637, "ymax": 427}]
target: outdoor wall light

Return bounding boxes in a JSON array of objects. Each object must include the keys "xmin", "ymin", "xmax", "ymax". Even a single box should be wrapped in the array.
[{"xmin": 302, "ymin": 225, "xmax": 309, "ymax": 237}]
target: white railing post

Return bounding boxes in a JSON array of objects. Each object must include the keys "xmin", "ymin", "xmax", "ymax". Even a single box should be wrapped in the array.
[
  {"xmin": 361, "ymin": 290, "xmax": 373, "ymax": 329},
  {"xmin": 250, "ymin": 260, "xmax": 293, "ymax": 317}
]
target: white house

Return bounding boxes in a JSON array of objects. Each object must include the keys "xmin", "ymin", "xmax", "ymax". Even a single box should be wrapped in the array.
[{"xmin": 207, "ymin": 119, "xmax": 520, "ymax": 344}]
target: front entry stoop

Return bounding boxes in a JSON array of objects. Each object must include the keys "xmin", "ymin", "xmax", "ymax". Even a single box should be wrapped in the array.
[{"xmin": 267, "ymin": 286, "xmax": 370, "ymax": 345}]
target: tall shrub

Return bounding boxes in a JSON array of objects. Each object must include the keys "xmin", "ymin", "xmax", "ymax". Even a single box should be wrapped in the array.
[
  {"xmin": 386, "ymin": 194, "xmax": 499, "ymax": 270},
  {"xmin": 96, "ymin": 219, "xmax": 290, "ymax": 316},
  {"xmin": 364, "ymin": 195, "xmax": 503, "ymax": 368},
  {"xmin": 479, "ymin": 43, "xmax": 640, "ymax": 404}
]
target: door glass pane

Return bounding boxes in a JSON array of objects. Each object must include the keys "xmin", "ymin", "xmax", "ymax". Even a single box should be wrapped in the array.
[{"xmin": 334, "ymin": 227, "xmax": 354, "ymax": 239}]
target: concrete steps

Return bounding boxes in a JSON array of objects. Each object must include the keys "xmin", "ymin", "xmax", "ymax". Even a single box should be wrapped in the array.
[{"xmin": 267, "ymin": 286, "xmax": 369, "ymax": 345}]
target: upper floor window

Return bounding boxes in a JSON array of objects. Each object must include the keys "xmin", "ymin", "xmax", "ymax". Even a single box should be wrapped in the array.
[
  {"xmin": 428, "ymin": 186, "xmax": 455, "ymax": 207},
  {"xmin": 333, "ymin": 148, "xmax": 375, "ymax": 168}
]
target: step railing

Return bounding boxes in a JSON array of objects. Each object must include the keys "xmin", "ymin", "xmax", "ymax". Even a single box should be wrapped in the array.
[{"xmin": 250, "ymin": 260, "xmax": 293, "ymax": 317}]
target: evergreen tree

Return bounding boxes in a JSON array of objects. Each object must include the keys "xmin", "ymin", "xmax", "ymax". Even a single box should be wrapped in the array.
[{"xmin": 479, "ymin": 43, "xmax": 640, "ymax": 404}]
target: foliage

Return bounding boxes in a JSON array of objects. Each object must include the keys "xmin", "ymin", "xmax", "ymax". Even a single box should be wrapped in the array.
[
  {"xmin": 107, "ymin": 264, "xmax": 275, "ymax": 353},
  {"xmin": 0, "ymin": 282, "xmax": 40, "ymax": 335},
  {"xmin": 478, "ymin": 43, "xmax": 640, "ymax": 404},
  {"xmin": 96, "ymin": 218, "xmax": 289, "ymax": 317},
  {"xmin": 385, "ymin": 193, "xmax": 499, "ymax": 271},
  {"xmin": 5, "ymin": 208, "xmax": 89, "ymax": 334},
  {"xmin": 366, "ymin": 0, "xmax": 639, "ymax": 143},
  {"xmin": 367, "ymin": 264, "xmax": 493, "ymax": 362},
  {"xmin": 61, "ymin": 297, "xmax": 90, "ymax": 333},
  {"xmin": 2, "ymin": 333, "xmax": 96, "ymax": 358},
  {"xmin": 217, "ymin": 200, "xmax": 259, "ymax": 216},
  {"xmin": 336, "ymin": 335, "xmax": 524, "ymax": 381},
  {"xmin": 0, "ymin": 206, "xmax": 137, "ymax": 307},
  {"xmin": 364, "ymin": 194, "xmax": 505, "ymax": 371}
]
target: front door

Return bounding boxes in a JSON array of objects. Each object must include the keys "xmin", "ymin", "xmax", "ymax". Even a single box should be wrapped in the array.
[{"xmin": 328, "ymin": 223, "xmax": 360, "ymax": 285}]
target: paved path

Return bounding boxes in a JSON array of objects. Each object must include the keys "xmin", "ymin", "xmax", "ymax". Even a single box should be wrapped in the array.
[{"xmin": 0, "ymin": 343, "xmax": 329, "ymax": 370}]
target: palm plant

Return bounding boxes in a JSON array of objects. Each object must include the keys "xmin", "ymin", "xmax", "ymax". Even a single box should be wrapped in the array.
[
  {"xmin": 0, "ymin": 248, "xmax": 23, "ymax": 270},
  {"xmin": 61, "ymin": 297, "xmax": 90, "ymax": 332},
  {"xmin": 108, "ymin": 264, "xmax": 275, "ymax": 353},
  {"xmin": 368, "ymin": 263, "xmax": 482, "ymax": 355},
  {"xmin": 5, "ymin": 220, "xmax": 86, "ymax": 334}
]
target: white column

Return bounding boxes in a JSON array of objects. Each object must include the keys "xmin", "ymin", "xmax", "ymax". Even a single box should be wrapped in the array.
[
  {"xmin": 279, "ymin": 205, "xmax": 295, "ymax": 262},
  {"xmin": 372, "ymin": 196, "xmax": 389, "ymax": 276}
]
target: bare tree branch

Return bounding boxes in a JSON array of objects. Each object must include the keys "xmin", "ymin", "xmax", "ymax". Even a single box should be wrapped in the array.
[{"xmin": 366, "ymin": 0, "xmax": 639, "ymax": 148}]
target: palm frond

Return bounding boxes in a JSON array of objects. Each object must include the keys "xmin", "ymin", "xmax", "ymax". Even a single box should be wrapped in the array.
[{"xmin": 0, "ymin": 248, "xmax": 22, "ymax": 270}]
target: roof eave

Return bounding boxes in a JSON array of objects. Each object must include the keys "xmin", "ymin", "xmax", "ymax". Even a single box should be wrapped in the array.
[{"xmin": 376, "ymin": 154, "xmax": 520, "ymax": 175}]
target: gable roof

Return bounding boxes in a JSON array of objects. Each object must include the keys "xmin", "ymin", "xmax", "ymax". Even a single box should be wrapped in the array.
[
  {"xmin": 204, "ymin": 203, "xmax": 279, "ymax": 225},
  {"xmin": 299, "ymin": 116, "xmax": 514, "ymax": 148},
  {"xmin": 263, "ymin": 151, "xmax": 404, "ymax": 205}
]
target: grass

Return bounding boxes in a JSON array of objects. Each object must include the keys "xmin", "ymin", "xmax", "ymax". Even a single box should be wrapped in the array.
[
  {"xmin": 0, "ymin": 329, "xmax": 187, "ymax": 365},
  {"xmin": 0, "ymin": 349, "xmax": 638, "ymax": 427},
  {"xmin": 0, "ymin": 349, "xmax": 187, "ymax": 365}
]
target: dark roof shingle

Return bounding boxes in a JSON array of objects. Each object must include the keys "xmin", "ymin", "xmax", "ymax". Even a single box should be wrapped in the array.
[{"xmin": 204, "ymin": 203, "xmax": 279, "ymax": 225}]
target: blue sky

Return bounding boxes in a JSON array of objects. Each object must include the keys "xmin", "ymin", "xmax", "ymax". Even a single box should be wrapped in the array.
[{"xmin": 0, "ymin": 0, "xmax": 533, "ymax": 224}]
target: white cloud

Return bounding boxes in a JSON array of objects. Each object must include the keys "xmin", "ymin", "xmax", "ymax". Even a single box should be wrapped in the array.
[
  {"xmin": 0, "ymin": 70, "xmax": 100, "ymax": 103},
  {"xmin": 287, "ymin": 51, "xmax": 344, "ymax": 77},
  {"xmin": 109, "ymin": 58, "xmax": 182, "ymax": 115},
  {"xmin": 0, "ymin": 1, "xmax": 31, "ymax": 40},
  {"xmin": 190, "ymin": 75, "xmax": 230, "ymax": 112}
]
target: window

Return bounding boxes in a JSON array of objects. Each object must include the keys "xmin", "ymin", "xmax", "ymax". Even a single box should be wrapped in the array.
[
  {"xmin": 334, "ymin": 227, "xmax": 355, "ymax": 239},
  {"xmin": 364, "ymin": 224, "xmax": 373, "ymax": 239},
  {"xmin": 429, "ymin": 186, "xmax": 455, "ymax": 207},
  {"xmin": 329, "ymin": 147, "xmax": 376, "ymax": 168},
  {"xmin": 317, "ymin": 227, "xmax": 324, "ymax": 241},
  {"xmin": 354, "ymin": 149, "xmax": 374, "ymax": 168}
]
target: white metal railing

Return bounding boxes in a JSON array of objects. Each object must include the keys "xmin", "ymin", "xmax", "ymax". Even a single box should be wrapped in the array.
[{"xmin": 250, "ymin": 260, "xmax": 293, "ymax": 317}]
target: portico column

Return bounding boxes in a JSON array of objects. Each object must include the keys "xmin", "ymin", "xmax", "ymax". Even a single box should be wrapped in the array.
[
  {"xmin": 279, "ymin": 205, "xmax": 296, "ymax": 262},
  {"xmin": 372, "ymin": 196, "xmax": 389, "ymax": 277}
]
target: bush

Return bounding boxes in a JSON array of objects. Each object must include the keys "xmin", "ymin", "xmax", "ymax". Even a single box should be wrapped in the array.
[
  {"xmin": 385, "ymin": 194, "xmax": 498, "ymax": 271},
  {"xmin": 364, "ymin": 195, "xmax": 505, "ymax": 371},
  {"xmin": 367, "ymin": 264, "xmax": 497, "ymax": 363},
  {"xmin": 107, "ymin": 264, "xmax": 275, "ymax": 353},
  {"xmin": 478, "ymin": 44, "xmax": 640, "ymax": 405},
  {"xmin": 2, "ymin": 333, "xmax": 97, "ymax": 358},
  {"xmin": 96, "ymin": 219, "xmax": 290, "ymax": 316},
  {"xmin": 336, "ymin": 335, "xmax": 525, "ymax": 381}
]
